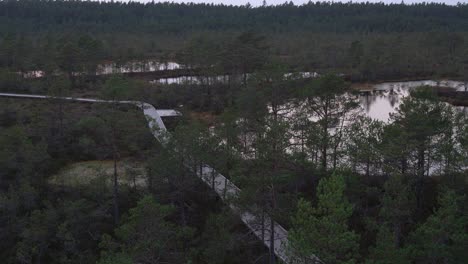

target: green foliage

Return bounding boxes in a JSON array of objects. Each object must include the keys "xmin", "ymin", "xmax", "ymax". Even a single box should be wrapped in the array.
[
  {"xmin": 0, "ymin": 68, "xmax": 24, "ymax": 92},
  {"xmin": 0, "ymin": 99, "xmax": 155, "ymax": 264},
  {"xmin": 56, "ymin": 40, "xmax": 81, "ymax": 76},
  {"xmin": 1, "ymin": 3, "xmax": 468, "ymax": 262},
  {"xmin": 101, "ymin": 75, "xmax": 132, "ymax": 101},
  {"xmin": 0, "ymin": 182, "xmax": 114, "ymax": 264},
  {"xmin": 0, "ymin": 125, "xmax": 50, "ymax": 188},
  {"xmin": 366, "ymin": 225, "xmax": 410, "ymax": 264},
  {"xmin": 15, "ymin": 204, "xmax": 59, "ymax": 264},
  {"xmin": 346, "ymin": 116, "xmax": 384, "ymax": 176},
  {"xmin": 366, "ymin": 175, "xmax": 414, "ymax": 264},
  {"xmin": 379, "ymin": 175, "xmax": 415, "ymax": 235},
  {"xmin": 54, "ymin": 35, "xmax": 104, "ymax": 78},
  {"xmin": 290, "ymin": 173, "xmax": 360, "ymax": 263},
  {"xmin": 301, "ymin": 74, "xmax": 358, "ymax": 170},
  {"xmin": 98, "ymin": 195, "xmax": 194, "ymax": 264},
  {"xmin": 47, "ymin": 76, "xmax": 71, "ymax": 97},
  {"xmin": 381, "ymin": 87, "xmax": 456, "ymax": 177},
  {"xmin": 309, "ymin": 73, "xmax": 350, "ymax": 98},
  {"xmin": 2, "ymin": 1, "xmax": 468, "ymax": 35},
  {"xmin": 1, "ymin": 2, "xmax": 468, "ymax": 82},
  {"xmin": 195, "ymin": 212, "xmax": 240, "ymax": 264},
  {"xmin": 223, "ymin": 31, "xmax": 269, "ymax": 75},
  {"xmin": 74, "ymin": 116, "xmax": 110, "ymax": 159},
  {"xmin": 392, "ymin": 88, "xmax": 450, "ymax": 144},
  {"xmin": 97, "ymin": 252, "xmax": 132, "ymax": 264},
  {"xmin": 406, "ymin": 189, "xmax": 468, "ymax": 264}
]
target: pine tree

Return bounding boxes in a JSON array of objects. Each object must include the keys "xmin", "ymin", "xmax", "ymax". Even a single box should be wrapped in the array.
[
  {"xmin": 98, "ymin": 195, "xmax": 194, "ymax": 264},
  {"xmin": 379, "ymin": 175, "xmax": 415, "ymax": 247},
  {"xmin": 366, "ymin": 225, "xmax": 410, "ymax": 264},
  {"xmin": 300, "ymin": 74, "xmax": 358, "ymax": 171},
  {"xmin": 366, "ymin": 175, "xmax": 414, "ymax": 264},
  {"xmin": 406, "ymin": 189, "xmax": 468, "ymax": 264},
  {"xmin": 99, "ymin": 75, "xmax": 134, "ymax": 225},
  {"xmin": 290, "ymin": 173, "xmax": 360, "ymax": 263}
]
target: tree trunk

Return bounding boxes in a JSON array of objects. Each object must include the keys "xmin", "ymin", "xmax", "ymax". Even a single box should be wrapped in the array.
[
  {"xmin": 366, "ymin": 157, "xmax": 370, "ymax": 178},
  {"xmin": 223, "ymin": 177, "xmax": 228, "ymax": 200},
  {"xmin": 321, "ymin": 142, "xmax": 327, "ymax": 170},
  {"xmin": 147, "ymin": 166, "xmax": 153, "ymax": 192},
  {"xmin": 58, "ymin": 100, "xmax": 64, "ymax": 139},
  {"xmin": 269, "ymin": 212, "xmax": 276, "ymax": 264},
  {"xmin": 211, "ymin": 167, "xmax": 215, "ymax": 190},
  {"xmin": 416, "ymin": 147, "xmax": 425, "ymax": 210},
  {"xmin": 113, "ymin": 151, "xmax": 119, "ymax": 225},
  {"xmin": 261, "ymin": 209, "xmax": 265, "ymax": 243},
  {"xmin": 321, "ymin": 100, "xmax": 329, "ymax": 170},
  {"xmin": 394, "ymin": 222, "xmax": 402, "ymax": 247},
  {"xmin": 332, "ymin": 146, "xmax": 338, "ymax": 170},
  {"xmin": 401, "ymin": 158, "xmax": 407, "ymax": 175},
  {"xmin": 418, "ymin": 147, "xmax": 425, "ymax": 179},
  {"xmin": 181, "ymin": 199, "xmax": 187, "ymax": 227}
]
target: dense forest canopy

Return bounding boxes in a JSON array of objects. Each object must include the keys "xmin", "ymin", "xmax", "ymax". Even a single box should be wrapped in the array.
[
  {"xmin": 1, "ymin": 1, "xmax": 468, "ymax": 264},
  {"xmin": 1, "ymin": 1, "xmax": 468, "ymax": 34},
  {"xmin": 2, "ymin": 0, "xmax": 468, "ymax": 81}
]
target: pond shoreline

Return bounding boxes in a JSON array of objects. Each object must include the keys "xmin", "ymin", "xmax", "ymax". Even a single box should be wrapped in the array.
[
  {"xmin": 351, "ymin": 79, "xmax": 467, "ymax": 90},
  {"xmin": 436, "ymin": 88, "xmax": 468, "ymax": 106}
]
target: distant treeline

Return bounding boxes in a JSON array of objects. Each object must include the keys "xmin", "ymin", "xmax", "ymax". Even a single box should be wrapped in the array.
[
  {"xmin": 1, "ymin": 0, "xmax": 468, "ymax": 81},
  {"xmin": 1, "ymin": 1, "xmax": 468, "ymax": 34}
]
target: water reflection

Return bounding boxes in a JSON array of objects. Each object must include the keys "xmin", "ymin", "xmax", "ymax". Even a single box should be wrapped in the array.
[
  {"xmin": 97, "ymin": 61, "xmax": 182, "ymax": 74},
  {"xmin": 150, "ymin": 75, "xmax": 232, "ymax": 85},
  {"xmin": 151, "ymin": 72, "xmax": 319, "ymax": 85},
  {"xmin": 359, "ymin": 80, "xmax": 467, "ymax": 121},
  {"xmin": 20, "ymin": 61, "xmax": 184, "ymax": 78},
  {"xmin": 153, "ymin": 76, "xmax": 466, "ymax": 121}
]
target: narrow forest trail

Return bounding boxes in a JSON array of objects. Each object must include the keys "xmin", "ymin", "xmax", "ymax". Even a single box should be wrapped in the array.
[{"xmin": 0, "ymin": 92, "xmax": 321, "ymax": 264}]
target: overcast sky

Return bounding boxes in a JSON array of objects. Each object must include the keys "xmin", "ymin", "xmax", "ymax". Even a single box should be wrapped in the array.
[{"xmin": 96, "ymin": 0, "xmax": 466, "ymax": 6}]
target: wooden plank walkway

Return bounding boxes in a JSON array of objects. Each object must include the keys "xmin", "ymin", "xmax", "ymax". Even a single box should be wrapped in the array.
[{"xmin": 0, "ymin": 92, "xmax": 321, "ymax": 264}]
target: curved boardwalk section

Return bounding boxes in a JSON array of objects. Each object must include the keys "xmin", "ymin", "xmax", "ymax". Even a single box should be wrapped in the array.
[{"xmin": 0, "ymin": 92, "xmax": 321, "ymax": 263}]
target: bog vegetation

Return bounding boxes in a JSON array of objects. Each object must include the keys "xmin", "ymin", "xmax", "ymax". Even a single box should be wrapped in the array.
[{"xmin": 0, "ymin": 1, "xmax": 467, "ymax": 264}]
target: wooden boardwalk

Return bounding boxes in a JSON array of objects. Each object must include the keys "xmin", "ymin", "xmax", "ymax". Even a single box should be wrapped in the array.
[{"xmin": 0, "ymin": 92, "xmax": 321, "ymax": 264}]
